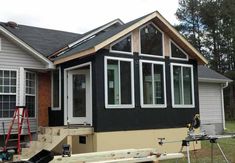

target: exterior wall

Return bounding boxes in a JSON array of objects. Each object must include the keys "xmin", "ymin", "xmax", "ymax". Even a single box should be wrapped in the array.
[
  {"xmin": 38, "ymin": 72, "xmax": 51, "ymax": 127},
  {"xmin": 199, "ymin": 82, "xmax": 224, "ymax": 134},
  {"xmin": 93, "ymin": 128, "xmax": 201, "ymax": 153},
  {"xmin": 0, "ymin": 34, "xmax": 47, "ymax": 134},
  {"xmin": 0, "ymin": 34, "xmax": 46, "ymax": 69},
  {"xmin": 92, "ymin": 49, "xmax": 199, "ymax": 132},
  {"xmin": 0, "ymin": 34, "xmax": 48, "ymax": 135}
]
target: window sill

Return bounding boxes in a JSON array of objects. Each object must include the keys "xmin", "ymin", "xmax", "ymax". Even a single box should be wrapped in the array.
[
  {"xmin": 141, "ymin": 104, "xmax": 167, "ymax": 108},
  {"xmin": 105, "ymin": 104, "xmax": 135, "ymax": 109},
  {"xmin": 172, "ymin": 105, "xmax": 195, "ymax": 108}
]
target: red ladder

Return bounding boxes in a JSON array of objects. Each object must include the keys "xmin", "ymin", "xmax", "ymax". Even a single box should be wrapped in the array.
[{"xmin": 4, "ymin": 106, "xmax": 32, "ymax": 154}]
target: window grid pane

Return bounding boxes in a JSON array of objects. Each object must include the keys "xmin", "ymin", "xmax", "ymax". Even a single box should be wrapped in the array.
[
  {"xmin": 173, "ymin": 65, "xmax": 193, "ymax": 106},
  {"xmin": 106, "ymin": 59, "xmax": 133, "ymax": 106},
  {"xmin": 154, "ymin": 64, "xmax": 164, "ymax": 104},
  {"xmin": 142, "ymin": 63, "xmax": 153, "ymax": 104},
  {"xmin": 173, "ymin": 66, "xmax": 183, "ymax": 105},
  {"xmin": 140, "ymin": 23, "xmax": 163, "ymax": 56},
  {"xmin": 0, "ymin": 70, "xmax": 17, "ymax": 118},
  {"xmin": 107, "ymin": 60, "xmax": 119, "ymax": 105},
  {"xmin": 111, "ymin": 35, "xmax": 132, "ymax": 53},
  {"xmin": 52, "ymin": 69, "xmax": 59, "ymax": 107},
  {"xmin": 25, "ymin": 72, "xmax": 36, "ymax": 117}
]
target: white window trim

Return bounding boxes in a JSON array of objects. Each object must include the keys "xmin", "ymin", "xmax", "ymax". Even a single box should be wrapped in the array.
[
  {"xmin": 169, "ymin": 39, "xmax": 189, "ymax": 61},
  {"xmin": 139, "ymin": 22, "xmax": 165, "ymax": 58},
  {"xmin": 104, "ymin": 56, "xmax": 135, "ymax": 109},
  {"xmin": 25, "ymin": 71, "xmax": 37, "ymax": 118},
  {"xmin": 139, "ymin": 60, "xmax": 167, "ymax": 108},
  {"xmin": 170, "ymin": 63, "xmax": 195, "ymax": 108},
  {"xmin": 110, "ymin": 33, "xmax": 133, "ymax": 55},
  {"xmin": 0, "ymin": 68, "xmax": 19, "ymax": 120},
  {"xmin": 51, "ymin": 67, "xmax": 61, "ymax": 111}
]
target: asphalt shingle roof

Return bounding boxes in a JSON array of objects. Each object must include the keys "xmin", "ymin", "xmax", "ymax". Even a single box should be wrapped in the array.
[
  {"xmin": 198, "ymin": 65, "xmax": 232, "ymax": 82},
  {"xmin": 0, "ymin": 22, "xmax": 83, "ymax": 57},
  {"xmin": 55, "ymin": 13, "xmax": 151, "ymax": 60}
]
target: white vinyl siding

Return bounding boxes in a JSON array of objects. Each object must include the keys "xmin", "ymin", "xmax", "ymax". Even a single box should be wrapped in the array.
[
  {"xmin": 0, "ymin": 34, "xmax": 46, "ymax": 69},
  {"xmin": 0, "ymin": 34, "xmax": 42, "ymax": 134},
  {"xmin": 199, "ymin": 83, "xmax": 223, "ymax": 124}
]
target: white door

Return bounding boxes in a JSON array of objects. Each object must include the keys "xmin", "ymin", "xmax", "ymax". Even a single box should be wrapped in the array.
[{"xmin": 68, "ymin": 69, "xmax": 91, "ymax": 125}]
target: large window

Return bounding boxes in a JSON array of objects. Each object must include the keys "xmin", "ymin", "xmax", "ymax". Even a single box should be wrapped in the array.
[
  {"xmin": 171, "ymin": 63, "xmax": 194, "ymax": 108},
  {"xmin": 110, "ymin": 34, "xmax": 132, "ymax": 54},
  {"xmin": 105, "ymin": 57, "xmax": 134, "ymax": 108},
  {"xmin": 140, "ymin": 22, "xmax": 163, "ymax": 57},
  {"xmin": 25, "ymin": 71, "xmax": 36, "ymax": 117},
  {"xmin": 51, "ymin": 68, "xmax": 60, "ymax": 110},
  {"xmin": 170, "ymin": 41, "xmax": 188, "ymax": 60},
  {"xmin": 0, "ymin": 70, "xmax": 17, "ymax": 118},
  {"xmin": 140, "ymin": 61, "xmax": 166, "ymax": 108}
]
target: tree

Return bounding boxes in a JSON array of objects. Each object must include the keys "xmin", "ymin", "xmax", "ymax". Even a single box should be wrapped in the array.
[{"xmin": 176, "ymin": 0, "xmax": 204, "ymax": 53}]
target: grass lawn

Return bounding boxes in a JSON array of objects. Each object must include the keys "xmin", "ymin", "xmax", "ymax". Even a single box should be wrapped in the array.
[{"xmin": 161, "ymin": 121, "xmax": 235, "ymax": 163}]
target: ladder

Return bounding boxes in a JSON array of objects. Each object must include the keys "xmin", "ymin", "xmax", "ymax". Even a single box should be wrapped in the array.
[{"xmin": 4, "ymin": 106, "xmax": 32, "ymax": 154}]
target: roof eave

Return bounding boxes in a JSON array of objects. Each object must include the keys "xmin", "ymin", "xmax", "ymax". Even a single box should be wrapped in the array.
[
  {"xmin": 0, "ymin": 26, "xmax": 54, "ymax": 69},
  {"xmin": 199, "ymin": 78, "xmax": 233, "ymax": 83},
  {"xmin": 54, "ymin": 48, "xmax": 96, "ymax": 65}
]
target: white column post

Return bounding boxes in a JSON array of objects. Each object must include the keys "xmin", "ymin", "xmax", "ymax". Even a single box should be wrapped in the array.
[{"xmin": 19, "ymin": 67, "xmax": 25, "ymax": 106}]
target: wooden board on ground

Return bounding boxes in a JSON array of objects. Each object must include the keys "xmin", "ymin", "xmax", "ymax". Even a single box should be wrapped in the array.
[{"xmin": 51, "ymin": 148, "xmax": 184, "ymax": 163}]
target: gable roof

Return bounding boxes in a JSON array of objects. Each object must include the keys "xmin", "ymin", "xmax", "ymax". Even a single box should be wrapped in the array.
[
  {"xmin": 0, "ymin": 22, "xmax": 83, "ymax": 57},
  {"xmin": 53, "ymin": 11, "xmax": 208, "ymax": 65},
  {"xmin": 198, "ymin": 65, "xmax": 232, "ymax": 83}
]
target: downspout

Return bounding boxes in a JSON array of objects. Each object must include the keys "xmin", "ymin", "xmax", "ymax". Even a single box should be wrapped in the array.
[{"xmin": 221, "ymin": 81, "xmax": 229, "ymax": 130}]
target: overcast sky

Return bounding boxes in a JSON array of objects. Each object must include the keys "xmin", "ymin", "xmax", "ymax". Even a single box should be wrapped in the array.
[{"xmin": 0, "ymin": 0, "xmax": 179, "ymax": 34}]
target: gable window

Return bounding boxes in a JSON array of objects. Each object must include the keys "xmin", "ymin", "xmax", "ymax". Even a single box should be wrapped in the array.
[
  {"xmin": 0, "ymin": 69, "xmax": 17, "ymax": 118},
  {"xmin": 105, "ymin": 57, "xmax": 134, "ymax": 108},
  {"xmin": 140, "ymin": 60, "xmax": 166, "ymax": 108},
  {"xmin": 25, "ymin": 71, "xmax": 36, "ymax": 117},
  {"xmin": 170, "ymin": 41, "xmax": 188, "ymax": 60},
  {"xmin": 171, "ymin": 63, "xmax": 194, "ymax": 108},
  {"xmin": 140, "ymin": 22, "xmax": 163, "ymax": 57},
  {"xmin": 110, "ymin": 34, "xmax": 132, "ymax": 54},
  {"xmin": 51, "ymin": 68, "xmax": 61, "ymax": 110}
]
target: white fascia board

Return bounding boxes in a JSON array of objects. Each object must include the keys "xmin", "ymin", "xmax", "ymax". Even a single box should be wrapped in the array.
[
  {"xmin": 198, "ymin": 78, "xmax": 232, "ymax": 83},
  {"xmin": 68, "ymin": 19, "xmax": 124, "ymax": 48},
  {"xmin": 0, "ymin": 26, "xmax": 54, "ymax": 69}
]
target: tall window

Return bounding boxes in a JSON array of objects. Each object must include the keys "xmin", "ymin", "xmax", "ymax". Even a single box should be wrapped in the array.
[
  {"xmin": 140, "ymin": 61, "xmax": 166, "ymax": 108},
  {"xmin": 171, "ymin": 64, "xmax": 194, "ymax": 107},
  {"xmin": 110, "ymin": 34, "xmax": 132, "ymax": 54},
  {"xmin": 170, "ymin": 41, "xmax": 188, "ymax": 60},
  {"xmin": 0, "ymin": 70, "xmax": 17, "ymax": 118},
  {"xmin": 25, "ymin": 72, "xmax": 36, "ymax": 117},
  {"xmin": 52, "ymin": 68, "xmax": 60, "ymax": 110},
  {"xmin": 105, "ymin": 57, "xmax": 134, "ymax": 108},
  {"xmin": 140, "ymin": 22, "xmax": 163, "ymax": 57}
]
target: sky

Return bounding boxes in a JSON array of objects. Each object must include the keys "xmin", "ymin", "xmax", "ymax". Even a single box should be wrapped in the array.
[{"xmin": 0, "ymin": 0, "xmax": 179, "ymax": 34}]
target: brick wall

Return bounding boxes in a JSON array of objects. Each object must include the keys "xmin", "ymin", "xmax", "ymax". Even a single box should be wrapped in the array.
[{"xmin": 38, "ymin": 72, "xmax": 51, "ymax": 127}]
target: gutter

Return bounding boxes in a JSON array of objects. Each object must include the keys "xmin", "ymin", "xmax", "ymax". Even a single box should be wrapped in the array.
[{"xmin": 221, "ymin": 81, "xmax": 229, "ymax": 130}]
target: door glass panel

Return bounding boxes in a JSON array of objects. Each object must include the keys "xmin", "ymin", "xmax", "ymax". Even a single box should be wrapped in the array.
[{"xmin": 73, "ymin": 74, "xmax": 86, "ymax": 117}]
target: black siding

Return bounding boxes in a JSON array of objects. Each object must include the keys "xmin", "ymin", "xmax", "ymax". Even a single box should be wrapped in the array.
[
  {"xmin": 57, "ymin": 49, "xmax": 199, "ymax": 132},
  {"xmin": 93, "ymin": 49, "xmax": 199, "ymax": 132}
]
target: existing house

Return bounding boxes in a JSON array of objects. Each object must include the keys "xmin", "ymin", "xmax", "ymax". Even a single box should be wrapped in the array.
[
  {"xmin": 198, "ymin": 65, "xmax": 232, "ymax": 134},
  {"xmin": 0, "ymin": 11, "xmax": 210, "ymax": 154}
]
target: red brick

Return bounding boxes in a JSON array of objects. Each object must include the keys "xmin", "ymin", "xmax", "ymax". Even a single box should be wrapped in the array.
[{"xmin": 37, "ymin": 72, "xmax": 51, "ymax": 127}]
